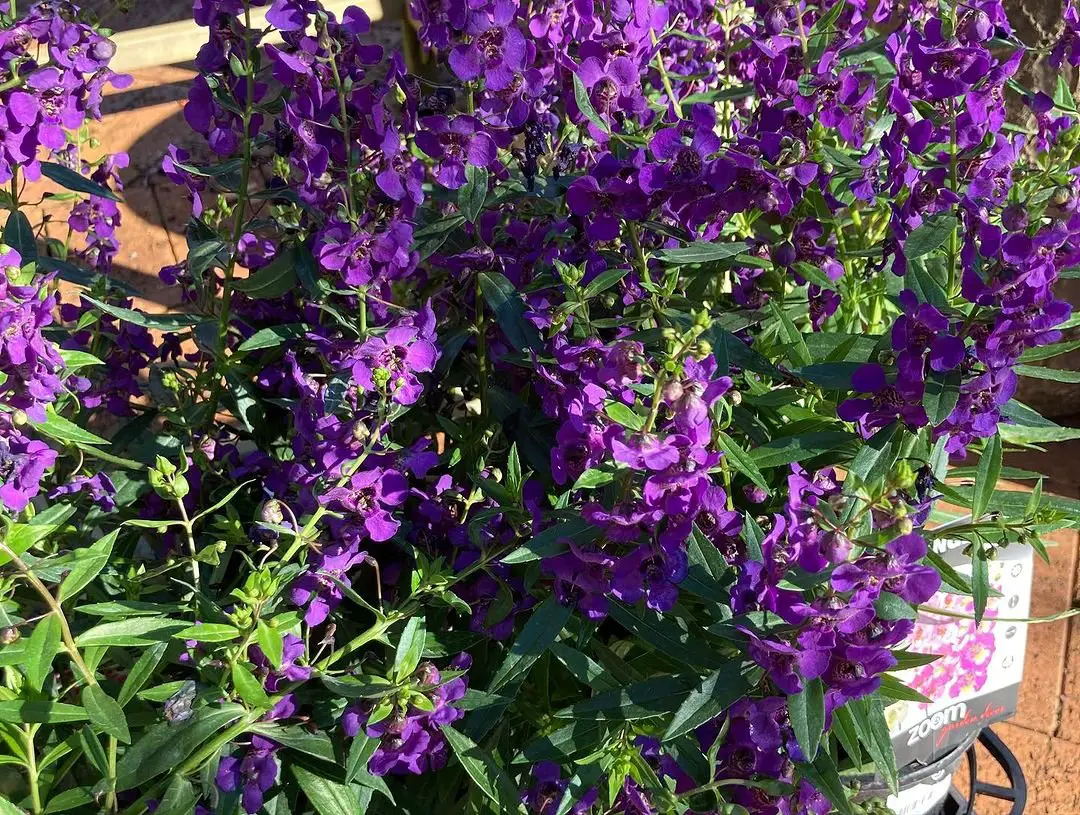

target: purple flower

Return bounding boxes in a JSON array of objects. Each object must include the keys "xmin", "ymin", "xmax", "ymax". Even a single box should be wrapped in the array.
[
  {"xmin": 832, "ymin": 533, "xmax": 941, "ymax": 604},
  {"xmin": 49, "ymin": 472, "xmax": 117, "ymax": 512},
  {"xmin": 0, "ymin": 422, "xmax": 57, "ymax": 513},
  {"xmin": 415, "ymin": 115, "xmax": 498, "ymax": 189},
  {"xmin": 448, "ymin": 0, "xmax": 527, "ymax": 90},
  {"xmin": 348, "ymin": 321, "xmax": 439, "ymax": 406},
  {"xmin": 216, "ymin": 737, "xmax": 278, "ymax": 814},
  {"xmin": 289, "ymin": 542, "xmax": 368, "ymax": 625}
]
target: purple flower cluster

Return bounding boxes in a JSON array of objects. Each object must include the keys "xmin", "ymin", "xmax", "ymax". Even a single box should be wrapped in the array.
[
  {"xmin": 0, "ymin": 1, "xmax": 130, "ymax": 183},
  {"xmin": 536, "ymin": 338, "xmax": 735, "ymax": 617},
  {"xmin": 342, "ymin": 655, "xmax": 471, "ymax": 776}
]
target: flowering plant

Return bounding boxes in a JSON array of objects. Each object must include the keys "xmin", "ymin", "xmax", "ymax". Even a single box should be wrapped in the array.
[{"xmin": 2, "ymin": 0, "xmax": 1080, "ymax": 813}]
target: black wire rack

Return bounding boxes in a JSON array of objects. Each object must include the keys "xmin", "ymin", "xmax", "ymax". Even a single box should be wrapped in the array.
[{"xmin": 940, "ymin": 728, "xmax": 1028, "ymax": 815}]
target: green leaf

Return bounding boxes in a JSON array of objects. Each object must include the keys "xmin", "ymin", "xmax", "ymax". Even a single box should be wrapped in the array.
[
  {"xmin": 847, "ymin": 697, "xmax": 898, "ymax": 795},
  {"xmin": 154, "ymin": 775, "xmax": 199, "ymax": 815},
  {"xmin": 571, "ymin": 468, "xmax": 616, "ymax": 490},
  {"xmin": 903, "ymin": 213, "xmax": 957, "ymax": 260},
  {"xmin": 0, "ymin": 701, "xmax": 89, "ymax": 724},
  {"xmin": 750, "ymin": 431, "xmax": 856, "ymax": 469},
  {"xmin": 82, "ymin": 296, "xmax": 202, "ymax": 332},
  {"xmin": 83, "ymin": 685, "xmax": 130, "ymax": 743},
  {"xmin": 555, "ymin": 764, "xmax": 605, "ymax": 815},
  {"xmin": 516, "ymin": 720, "xmax": 607, "ymax": 763},
  {"xmin": 582, "ymin": 268, "xmax": 628, "ymax": 298},
  {"xmin": 876, "ymin": 675, "xmax": 932, "ymax": 704},
  {"xmin": 873, "ymin": 592, "xmax": 916, "ymax": 621},
  {"xmin": 926, "ymin": 550, "xmax": 974, "ymax": 595},
  {"xmin": 392, "ymin": 617, "xmax": 427, "ymax": 681},
  {"xmin": 0, "ymin": 796, "xmax": 27, "ymax": 815},
  {"xmin": 76, "ymin": 617, "xmax": 187, "ymax": 648},
  {"xmin": 797, "ymin": 362, "xmax": 860, "ymax": 390},
  {"xmin": 845, "ymin": 422, "xmax": 900, "ymax": 487},
  {"xmin": 488, "ymin": 595, "xmax": 571, "ymax": 692},
  {"xmin": 234, "ymin": 249, "xmax": 298, "ymax": 299},
  {"xmin": 238, "ymin": 323, "xmax": 309, "ymax": 352},
  {"xmin": 905, "ymin": 258, "xmax": 948, "ymax": 308},
  {"xmin": 608, "ymin": 603, "xmax": 727, "ymax": 668},
  {"xmin": 1019, "ymin": 339, "xmax": 1080, "ymax": 363},
  {"xmin": 4, "ymin": 210, "xmax": 35, "ymax": 259},
  {"xmin": 890, "ymin": 650, "xmax": 941, "ymax": 670},
  {"xmin": 572, "ymin": 72, "xmax": 609, "ymax": 133},
  {"xmin": 116, "ymin": 705, "xmax": 245, "ymax": 790},
  {"xmin": 1014, "ymin": 364, "xmax": 1080, "ymax": 383},
  {"xmin": 42, "ymin": 788, "xmax": 94, "ymax": 814},
  {"xmin": 501, "ymin": 518, "xmax": 595, "ymax": 564},
  {"xmin": 798, "ymin": 751, "xmax": 853, "ymax": 815},
  {"xmin": 830, "ymin": 706, "xmax": 862, "ymax": 767},
  {"xmin": 442, "ymin": 726, "xmax": 521, "ymax": 811},
  {"xmin": 232, "ymin": 661, "xmax": 271, "ymax": 709},
  {"xmin": 789, "ymin": 679, "xmax": 826, "ymax": 764},
  {"xmin": 549, "ymin": 643, "xmax": 620, "ymax": 692},
  {"xmin": 792, "ymin": 261, "xmax": 838, "ymax": 291},
  {"xmin": 58, "ymin": 349, "xmax": 105, "ymax": 371},
  {"xmin": 554, "ymin": 675, "xmax": 693, "ymax": 721},
  {"xmin": 605, "ymin": 401, "xmax": 644, "ymax": 431},
  {"xmin": 0, "ymin": 504, "xmax": 77, "ymax": 566},
  {"xmin": 924, "ymin": 369, "xmax": 961, "ymax": 425},
  {"xmin": 25, "ymin": 614, "xmax": 61, "ymax": 693},
  {"xmin": 58, "ymin": 529, "xmax": 118, "ymax": 602},
  {"xmin": 291, "ymin": 764, "xmax": 360, "ymax": 815},
  {"xmin": 459, "ymin": 164, "xmax": 489, "ymax": 222},
  {"xmin": 1000, "ymin": 423, "xmax": 1080, "ymax": 444},
  {"xmin": 256, "ymin": 621, "xmax": 284, "ymax": 670},
  {"xmin": 41, "ymin": 161, "xmax": 122, "ymax": 201},
  {"xmin": 972, "ymin": 544, "xmax": 989, "ymax": 625},
  {"xmin": 972, "ymin": 433, "xmax": 1002, "ymax": 520},
  {"xmin": 32, "ymin": 405, "xmax": 110, "ymax": 446},
  {"xmin": 656, "ymin": 241, "xmax": 749, "ymax": 266},
  {"xmin": 118, "ymin": 642, "xmax": 168, "ymax": 707},
  {"xmin": 769, "ymin": 302, "xmax": 812, "ymax": 367},
  {"xmin": 681, "ymin": 525, "xmax": 731, "ymax": 603},
  {"xmin": 346, "ymin": 732, "xmax": 380, "ymax": 784},
  {"xmin": 715, "ymin": 431, "xmax": 769, "ymax": 492},
  {"xmin": 174, "ymin": 624, "xmax": 241, "ymax": 643},
  {"xmin": 248, "ymin": 724, "xmax": 336, "ymax": 763},
  {"xmin": 478, "ymin": 271, "xmax": 543, "ymax": 353},
  {"xmin": 663, "ymin": 663, "xmax": 755, "ymax": 740}
]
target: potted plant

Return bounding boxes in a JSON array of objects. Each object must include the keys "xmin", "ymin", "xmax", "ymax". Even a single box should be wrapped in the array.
[{"xmin": 0, "ymin": 0, "xmax": 1077, "ymax": 813}]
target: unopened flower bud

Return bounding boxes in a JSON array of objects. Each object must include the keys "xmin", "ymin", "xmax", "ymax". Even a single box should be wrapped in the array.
[
  {"xmin": 0, "ymin": 627, "xmax": 20, "ymax": 645},
  {"xmin": 260, "ymin": 500, "xmax": 285, "ymax": 525},
  {"xmin": 897, "ymin": 517, "xmax": 914, "ymax": 535},
  {"xmin": 743, "ymin": 484, "xmax": 768, "ymax": 504},
  {"xmin": 695, "ymin": 339, "xmax": 712, "ymax": 359},
  {"xmin": 663, "ymin": 380, "xmax": 685, "ymax": 402},
  {"xmin": 661, "ymin": 328, "xmax": 677, "ymax": 341},
  {"xmin": 729, "ymin": 390, "xmax": 742, "ymax": 406},
  {"xmin": 1052, "ymin": 187, "xmax": 1073, "ymax": 207},
  {"xmin": 11, "ymin": 409, "xmax": 27, "ymax": 426},
  {"xmin": 823, "ymin": 531, "xmax": 853, "ymax": 564}
]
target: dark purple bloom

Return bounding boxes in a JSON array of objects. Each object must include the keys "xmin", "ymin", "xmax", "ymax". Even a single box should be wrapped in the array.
[{"xmin": 216, "ymin": 737, "xmax": 278, "ymax": 814}]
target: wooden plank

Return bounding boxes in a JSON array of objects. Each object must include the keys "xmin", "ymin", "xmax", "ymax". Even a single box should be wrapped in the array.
[{"xmin": 109, "ymin": 0, "xmax": 402, "ymax": 72}]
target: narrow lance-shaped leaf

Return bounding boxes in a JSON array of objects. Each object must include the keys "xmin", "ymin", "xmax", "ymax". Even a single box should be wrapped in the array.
[{"xmin": 972, "ymin": 432, "xmax": 1002, "ymax": 521}]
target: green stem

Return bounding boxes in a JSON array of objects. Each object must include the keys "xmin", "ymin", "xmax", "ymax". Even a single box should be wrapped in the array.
[
  {"xmin": 918, "ymin": 604, "xmax": 1080, "ymax": 625},
  {"xmin": 650, "ymin": 32, "xmax": 683, "ymax": 120},
  {"xmin": 0, "ymin": 542, "xmax": 95, "ymax": 686},
  {"xmin": 946, "ymin": 99, "xmax": 959, "ymax": 298},
  {"xmin": 206, "ymin": 2, "xmax": 256, "ymax": 426},
  {"xmin": 106, "ymin": 736, "xmax": 118, "ymax": 812},
  {"xmin": 475, "ymin": 274, "xmax": 488, "ymax": 422},
  {"xmin": 24, "ymin": 726, "xmax": 41, "ymax": 815},
  {"xmin": 329, "ymin": 48, "xmax": 356, "ymax": 218},
  {"xmin": 176, "ymin": 499, "xmax": 201, "ymax": 597}
]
